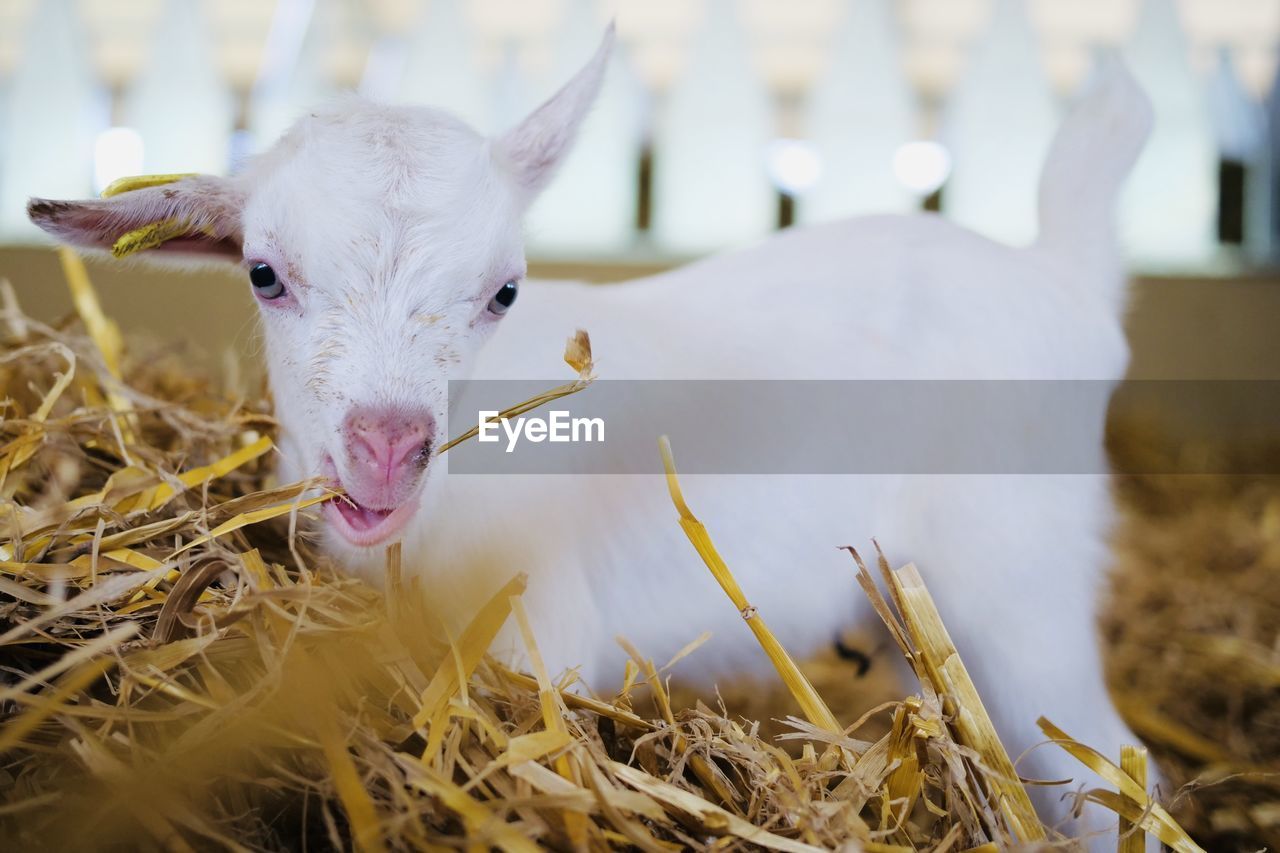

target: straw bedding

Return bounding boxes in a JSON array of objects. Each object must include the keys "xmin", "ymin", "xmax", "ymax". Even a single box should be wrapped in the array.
[
  {"xmin": 1103, "ymin": 423, "xmax": 1280, "ymax": 851},
  {"xmin": 0, "ymin": 255, "xmax": 1253, "ymax": 851}
]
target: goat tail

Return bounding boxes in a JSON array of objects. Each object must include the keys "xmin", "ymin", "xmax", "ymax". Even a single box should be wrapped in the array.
[{"xmin": 1035, "ymin": 55, "xmax": 1153, "ymax": 288}]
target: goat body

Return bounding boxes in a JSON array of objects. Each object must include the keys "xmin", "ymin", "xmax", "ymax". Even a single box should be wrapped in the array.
[{"xmin": 29, "ymin": 28, "xmax": 1154, "ymax": 840}]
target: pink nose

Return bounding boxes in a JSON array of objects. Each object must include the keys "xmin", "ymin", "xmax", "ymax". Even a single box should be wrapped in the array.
[{"xmin": 343, "ymin": 407, "xmax": 435, "ymax": 493}]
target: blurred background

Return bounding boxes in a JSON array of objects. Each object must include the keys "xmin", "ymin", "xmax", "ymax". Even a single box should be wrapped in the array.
[{"xmin": 0, "ymin": 0, "xmax": 1278, "ymax": 381}]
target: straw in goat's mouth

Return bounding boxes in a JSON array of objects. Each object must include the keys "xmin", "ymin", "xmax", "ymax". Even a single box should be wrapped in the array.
[{"xmin": 319, "ymin": 458, "xmax": 412, "ymax": 539}]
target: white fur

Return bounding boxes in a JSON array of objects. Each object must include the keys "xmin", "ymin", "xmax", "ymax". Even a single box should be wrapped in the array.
[{"xmin": 30, "ymin": 31, "xmax": 1155, "ymax": 843}]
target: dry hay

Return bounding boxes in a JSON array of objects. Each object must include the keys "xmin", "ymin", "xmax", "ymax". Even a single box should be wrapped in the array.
[
  {"xmin": 0, "ymin": 253, "xmax": 1203, "ymax": 851},
  {"xmin": 1105, "ymin": 420, "xmax": 1280, "ymax": 851}
]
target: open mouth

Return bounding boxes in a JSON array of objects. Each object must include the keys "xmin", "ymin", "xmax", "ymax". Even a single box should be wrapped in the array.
[
  {"xmin": 318, "ymin": 456, "xmax": 423, "ymax": 548},
  {"xmin": 322, "ymin": 494, "xmax": 420, "ymax": 548}
]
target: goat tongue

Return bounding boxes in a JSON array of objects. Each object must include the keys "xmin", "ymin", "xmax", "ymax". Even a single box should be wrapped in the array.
[{"xmin": 335, "ymin": 500, "xmax": 394, "ymax": 532}]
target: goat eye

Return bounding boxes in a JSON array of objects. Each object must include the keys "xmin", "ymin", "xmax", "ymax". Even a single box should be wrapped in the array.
[
  {"xmin": 488, "ymin": 280, "xmax": 518, "ymax": 315},
  {"xmin": 249, "ymin": 262, "xmax": 284, "ymax": 299}
]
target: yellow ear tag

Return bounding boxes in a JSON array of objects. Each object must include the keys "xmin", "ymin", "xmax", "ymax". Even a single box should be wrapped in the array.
[
  {"xmin": 111, "ymin": 218, "xmax": 191, "ymax": 258},
  {"xmin": 101, "ymin": 173, "xmax": 204, "ymax": 258},
  {"xmin": 100, "ymin": 173, "xmax": 198, "ymax": 198}
]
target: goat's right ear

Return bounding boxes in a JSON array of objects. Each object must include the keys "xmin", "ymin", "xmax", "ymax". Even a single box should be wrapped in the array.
[
  {"xmin": 27, "ymin": 174, "xmax": 245, "ymax": 261},
  {"xmin": 494, "ymin": 23, "xmax": 614, "ymax": 202}
]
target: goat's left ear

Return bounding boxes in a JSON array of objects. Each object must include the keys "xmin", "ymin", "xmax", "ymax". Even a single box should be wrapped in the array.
[
  {"xmin": 28, "ymin": 174, "xmax": 244, "ymax": 261},
  {"xmin": 494, "ymin": 23, "xmax": 614, "ymax": 201}
]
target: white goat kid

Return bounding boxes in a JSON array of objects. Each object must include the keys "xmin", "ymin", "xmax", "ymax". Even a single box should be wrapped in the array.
[{"xmin": 30, "ymin": 28, "xmax": 1155, "ymax": 842}]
